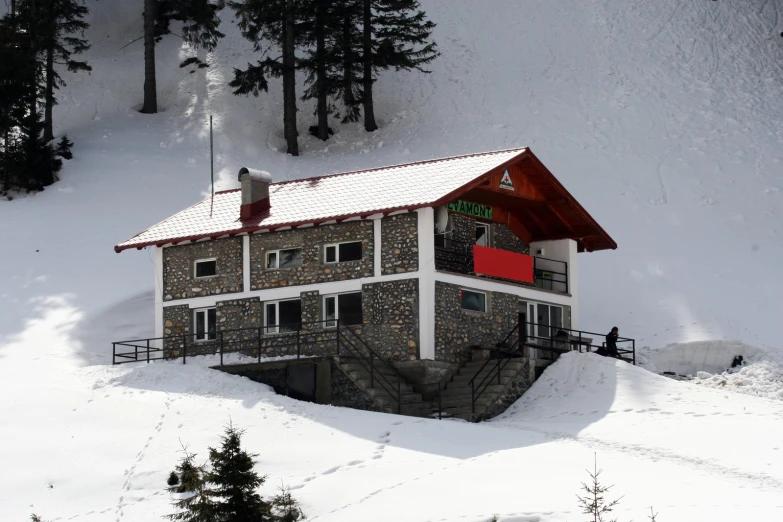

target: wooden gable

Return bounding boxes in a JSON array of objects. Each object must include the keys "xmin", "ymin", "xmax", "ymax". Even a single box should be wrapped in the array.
[{"xmin": 435, "ymin": 149, "xmax": 616, "ymax": 252}]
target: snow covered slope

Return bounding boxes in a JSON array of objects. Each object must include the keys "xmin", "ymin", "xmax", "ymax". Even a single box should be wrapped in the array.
[
  {"xmin": 3, "ymin": 346, "xmax": 783, "ymax": 521},
  {"xmin": 1, "ymin": 0, "xmax": 782, "ymax": 351}
]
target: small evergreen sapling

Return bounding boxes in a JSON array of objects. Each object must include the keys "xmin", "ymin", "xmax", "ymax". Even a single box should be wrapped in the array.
[
  {"xmin": 205, "ymin": 423, "xmax": 272, "ymax": 521},
  {"xmin": 166, "ymin": 447, "xmax": 215, "ymax": 522},
  {"xmin": 55, "ymin": 134, "xmax": 72, "ymax": 160},
  {"xmin": 271, "ymin": 486, "xmax": 306, "ymax": 521},
  {"xmin": 576, "ymin": 453, "xmax": 623, "ymax": 522}
]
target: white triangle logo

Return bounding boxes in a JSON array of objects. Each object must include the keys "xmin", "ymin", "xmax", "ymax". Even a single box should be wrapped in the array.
[{"xmin": 499, "ymin": 169, "xmax": 514, "ymax": 191}]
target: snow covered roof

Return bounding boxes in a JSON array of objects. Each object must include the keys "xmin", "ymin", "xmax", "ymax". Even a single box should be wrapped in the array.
[{"xmin": 115, "ymin": 147, "xmax": 616, "ymax": 252}]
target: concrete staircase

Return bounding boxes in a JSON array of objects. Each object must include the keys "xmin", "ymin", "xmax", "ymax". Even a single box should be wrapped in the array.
[
  {"xmin": 334, "ymin": 356, "xmax": 434, "ymax": 417},
  {"xmin": 436, "ymin": 358, "xmax": 528, "ymax": 421}
]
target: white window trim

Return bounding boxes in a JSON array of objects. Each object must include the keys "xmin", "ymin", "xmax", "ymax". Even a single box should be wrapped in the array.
[
  {"xmin": 460, "ymin": 287, "xmax": 488, "ymax": 313},
  {"xmin": 265, "ymin": 248, "xmax": 302, "ymax": 270},
  {"xmin": 193, "ymin": 307, "xmax": 216, "ymax": 342},
  {"xmin": 475, "ymin": 222, "xmax": 491, "ymax": 247},
  {"xmin": 263, "ymin": 298, "xmax": 302, "ymax": 334},
  {"xmin": 194, "ymin": 258, "xmax": 218, "ymax": 280},
  {"xmin": 322, "ymin": 291, "xmax": 362, "ymax": 328},
  {"xmin": 324, "ymin": 241, "xmax": 363, "ymax": 264}
]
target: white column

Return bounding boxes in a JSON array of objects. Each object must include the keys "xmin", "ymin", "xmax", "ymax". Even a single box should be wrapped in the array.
[
  {"xmin": 567, "ymin": 239, "xmax": 579, "ymax": 329},
  {"xmin": 373, "ymin": 218, "xmax": 382, "ymax": 277},
  {"xmin": 154, "ymin": 246, "xmax": 164, "ymax": 339},
  {"xmin": 243, "ymin": 235, "xmax": 251, "ymax": 292},
  {"xmin": 416, "ymin": 207, "xmax": 436, "ymax": 360}
]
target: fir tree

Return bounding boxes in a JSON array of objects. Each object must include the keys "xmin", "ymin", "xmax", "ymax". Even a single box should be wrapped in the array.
[
  {"xmin": 299, "ymin": 0, "xmax": 336, "ymax": 141},
  {"xmin": 361, "ymin": 0, "xmax": 438, "ymax": 131},
  {"xmin": 55, "ymin": 134, "xmax": 73, "ymax": 160},
  {"xmin": 166, "ymin": 448, "xmax": 216, "ymax": 522},
  {"xmin": 270, "ymin": 486, "xmax": 306, "ymax": 522},
  {"xmin": 141, "ymin": 0, "xmax": 225, "ymax": 114},
  {"xmin": 229, "ymin": 0, "xmax": 301, "ymax": 155},
  {"xmin": 575, "ymin": 454, "xmax": 623, "ymax": 522},
  {"xmin": 205, "ymin": 423, "xmax": 271, "ymax": 522},
  {"xmin": 334, "ymin": 0, "xmax": 363, "ymax": 124},
  {"xmin": 37, "ymin": 0, "xmax": 91, "ymax": 142}
]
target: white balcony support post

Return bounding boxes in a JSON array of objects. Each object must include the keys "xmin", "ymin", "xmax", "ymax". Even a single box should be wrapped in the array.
[
  {"xmin": 417, "ymin": 207, "xmax": 436, "ymax": 360},
  {"xmin": 154, "ymin": 246, "xmax": 164, "ymax": 339}
]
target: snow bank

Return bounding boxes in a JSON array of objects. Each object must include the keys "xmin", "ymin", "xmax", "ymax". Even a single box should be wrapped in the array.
[{"xmin": 636, "ymin": 341, "xmax": 783, "ymax": 401}]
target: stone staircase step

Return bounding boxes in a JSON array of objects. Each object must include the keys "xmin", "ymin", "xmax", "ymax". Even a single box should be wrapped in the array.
[
  {"xmin": 450, "ymin": 372, "xmax": 518, "ymax": 386},
  {"xmin": 340, "ymin": 363, "xmax": 399, "ymax": 378},
  {"xmin": 437, "ymin": 395, "xmax": 496, "ymax": 409},
  {"xmin": 439, "ymin": 384, "xmax": 507, "ymax": 398}
]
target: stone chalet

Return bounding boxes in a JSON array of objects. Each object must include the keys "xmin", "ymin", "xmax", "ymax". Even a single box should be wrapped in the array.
[{"xmin": 114, "ymin": 147, "xmax": 629, "ymax": 420}]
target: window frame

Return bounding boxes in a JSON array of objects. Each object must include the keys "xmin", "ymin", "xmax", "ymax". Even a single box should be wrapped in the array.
[
  {"xmin": 193, "ymin": 307, "xmax": 217, "ymax": 342},
  {"xmin": 460, "ymin": 288, "xmax": 488, "ymax": 313},
  {"xmin": 323, "ymin": 241, "xmax": 363, "ymax": 264},
  {"xmin": 193, "ymin": 258, "xmax": 218, "ymax": 279},
  {"xmin": 519, "ymin": 300, "xmax": 564, "ymax": 338},
  {"xmin": 263, "ymin": 298, "xmax": 302, "ymax": 334},
  {"xmin": 265, "ymin": 248, "xmax": 302, "ymax": 270},
  {"xmin": 475, "ymin": 222, "xmax": 491, "ymax": 247},
  {"xmin": 322, "ymin": 291, "xmax": 363, "ymax": 328}
]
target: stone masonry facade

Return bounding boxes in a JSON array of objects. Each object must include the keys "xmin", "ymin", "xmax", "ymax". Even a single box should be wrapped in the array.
[
  {"xmin": 434, "ymin": 281, "xmax": 519, "ymax": 363},
  {"xmin": 359, "ymin": 278, "xmax": 419, "ymax": 361},
  {"xmin": 380, "ymin": 213, "xmax": 418, "ymax": 275},
  {"xmin": 448, "ymin": 212, "xmax": 529, "ymax": 255},
  {"xmin": 249, "ymin": 221, "xmax": 374, "ymax": 290},
  {"xmin": 163, "ymin": 237, "xmax": 243, "ymax": 301}
]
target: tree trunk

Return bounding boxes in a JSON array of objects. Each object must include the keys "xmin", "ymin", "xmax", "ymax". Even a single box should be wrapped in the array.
[
  {"xmin": 342, "ymin": 13, "xmax": 355, "ymax": 112},
  {"xmin": 141, "ymin": 0, "xmax": 158, "ymax": 114},
  {"xmin": 44, "ymin": 45, "xmax": 55, "ymax": 142},
  {"xmin": 282, "ymin": 0, "xmax": 299, "ymax": 155},
  {"xmin": 362, "ymin": 0, "xmax": 377, "ymax": 132},
  {"xmin": 315, "ymin": 0, "xmax": 328, "ymax": 141}
]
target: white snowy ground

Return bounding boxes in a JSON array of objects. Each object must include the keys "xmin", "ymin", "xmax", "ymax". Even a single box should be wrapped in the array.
[{"xmin": 2, "ymin": 0, "xmax": 783, "ymax": 520}]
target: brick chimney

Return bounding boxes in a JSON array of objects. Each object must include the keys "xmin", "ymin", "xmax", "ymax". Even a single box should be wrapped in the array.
[{"xmin": 237, "ymin": 167, "xmax": 272, "ymax": 219}]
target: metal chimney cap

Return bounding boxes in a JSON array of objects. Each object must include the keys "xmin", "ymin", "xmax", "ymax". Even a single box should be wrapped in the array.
[{"xmin": 237, "ymin": 167, "xmax": 272, "ymax": 183}]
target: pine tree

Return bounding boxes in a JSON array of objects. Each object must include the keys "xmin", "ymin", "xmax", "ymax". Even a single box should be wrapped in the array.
[
  {"xmin": 166, "ymin": 449, "xmax": 216, "ymax": 522},
  {"xmin": 38, "ymin": 0, "xmax": 91, "ymax": 142},
  {"xmin": 55, "ymin": 134, "xmax": 73, "ymax": 160},
  {"xmin": 361, "ymin": 0, "xmax": 438, "ymax": 131},
  {"xmin": 141, "ymin": 0, "xmax": 225, "ymax": 114},
  {"xmin": 575, "ymin": 454, "xmax": 623, "ymax": 522},
  {"xmin": 0, "ymin": 1, "xmax": 62, "ymax": 192},
  {"xmin": 334, "ymin": 0, "xmax": 363, "ymax": 124},
  {"xmin": 270, "ymin": 487, "xmax": 306, "ymax": 522},
  {"xmin": 205, "ymin": 423, "xmax": 271, "ymax": 522},
  {"xmin": 229, "ymin": 0, "xmax": 300, "ymax": 155},
  {"xmin": 299, "ymin": 0, "xmax": 336, "ymax": 141}
]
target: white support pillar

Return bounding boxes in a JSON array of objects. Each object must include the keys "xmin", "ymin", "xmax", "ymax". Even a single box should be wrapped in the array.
[
  {"xmin": 373, "ymin": 218, "xmax": 382, "ymax": 277},
  {"xmin": 243, "ymin": 235, "xmax": 251, "ymax": 292},
  {"xmin": 416, "ymin": 207, "xmax": 436, "ymax": 360},
  {"xmin": 566, "ymin": 239, "xmax": 579, "ymax": 329},
  {"xmin": 154, "ymin": 246, "xmax": 164, "ymax": 339}
]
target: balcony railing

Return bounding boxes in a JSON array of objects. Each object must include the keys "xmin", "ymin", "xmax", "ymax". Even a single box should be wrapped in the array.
[{"xmin": 434, "ymin": 235, "xmax": 569, "ymax": 294}]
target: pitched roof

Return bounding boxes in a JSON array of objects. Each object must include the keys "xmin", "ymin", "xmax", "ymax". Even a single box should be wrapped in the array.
[{"xmin": 115, "ymin": 147, "xmax": 616, "ymax": 252}]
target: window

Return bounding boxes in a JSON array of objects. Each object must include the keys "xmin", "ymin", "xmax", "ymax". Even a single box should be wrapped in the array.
[
  {"xmin": 324, "ymin": 241, "xmax": 363, "ymax": 263},
  {"xmin": 519, "ymin": 300, "xmax": 563, "ymax": 338},
  {"xmin": 323, "ymin": 292, "xmax": 363, "ymax": 327},
  {"xmin": 194, "ymin": 307, "xmax": 217, "ymax": 341},
  {"xmin": 266, "ymin": 248, "xmax": 302, "ymax": 269},
  {"xmin": 264, "ymin": 299, "xmax": 302, "ymax": 334},
  {"xmin": 460, "ymin": 289, "xmax": 487, "ymax": 313},
  {"xmin": 194, "ymin": 259, "xmax": 217, "ymax": 278},
  {"xmin": 475, "ymin": 223, "xmax": 490, "ymax": 247}
]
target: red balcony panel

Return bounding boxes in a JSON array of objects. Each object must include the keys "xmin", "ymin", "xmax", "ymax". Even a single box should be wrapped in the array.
[{"xmin": 472, "ymin": 245, "xmax": 534, "ymax": 284}]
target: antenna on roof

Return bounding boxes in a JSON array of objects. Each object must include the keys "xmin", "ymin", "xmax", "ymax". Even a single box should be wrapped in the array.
[{"xmin": 209, "ymin": 114, "xmax": 214, "ymax": 217}]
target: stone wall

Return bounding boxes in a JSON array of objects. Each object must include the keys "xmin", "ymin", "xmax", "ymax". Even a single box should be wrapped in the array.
[
  {"xmin": 162, "ymin": 305, "xmax": 190, "ymax": 356},
  {"xmin": 479, "ymin": 359, "xmax": 532, "ymax": 421},
  {"xmin": 492, "ymin": 223, "xmax": 530, "ymax": 255},
  {"xmin": 434, "ymin": 281, "xmax": 519, "ymax": 363},
  {"xmin": 249, "ymin": 221, "xmax": 373, "ymax": 290},
  {"xmin": 360, "ymin": 278, "xmax": 419, "ymax": 361},
  {"xmin": 381, "ymin": 213, "xmax": 418, "ymax": 275},
  {"xmin": 330, "ymin": 361, "xmax": 381, "ymax": 412},
  {"xmin": 162, "ymin": 237, "xmax": 243, "ymax": 301}
]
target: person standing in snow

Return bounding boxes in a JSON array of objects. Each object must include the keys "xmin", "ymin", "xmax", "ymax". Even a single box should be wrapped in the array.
[{"xmin": 605, "ymin": 327, "xmax": 620, "ymax": 358}]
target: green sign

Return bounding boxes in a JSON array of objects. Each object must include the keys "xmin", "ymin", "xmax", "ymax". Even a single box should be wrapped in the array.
[{"xmin": 447, "ymin": 200, "xmax": 493, "ymax": 220}]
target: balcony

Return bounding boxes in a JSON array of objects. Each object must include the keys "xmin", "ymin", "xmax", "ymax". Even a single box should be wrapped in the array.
[{"xmin": 434, "ymin": 236, "xmax": 569, "ymax": 294}]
